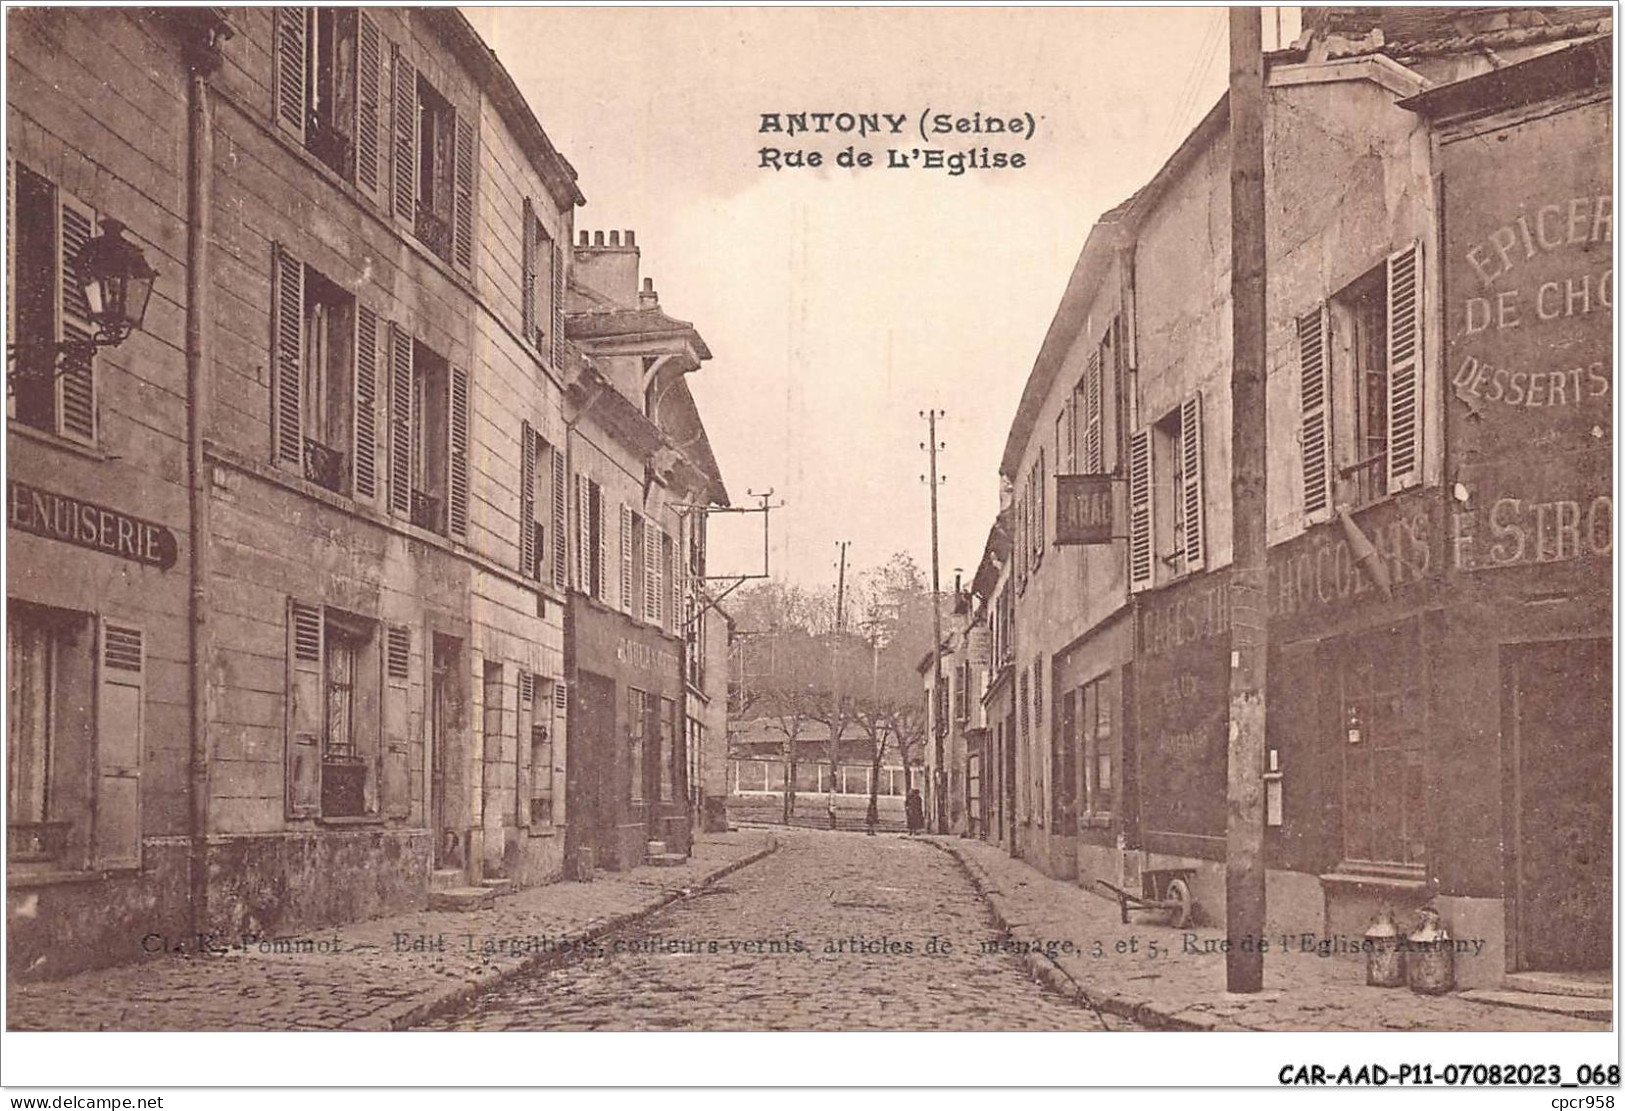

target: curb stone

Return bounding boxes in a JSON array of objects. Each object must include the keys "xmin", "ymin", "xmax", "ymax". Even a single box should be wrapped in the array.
[
  {"xmin": 376, "ymin": 836, "xmax": 780, "ymax": 1030},
  {"xmin": 925, "ymin": 837, "xmax": 1219, "ymax": 1032}
]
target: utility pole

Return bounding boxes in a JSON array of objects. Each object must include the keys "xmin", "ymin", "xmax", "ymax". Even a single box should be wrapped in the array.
[
  {"xmin": 920, "ymin": 409, "xmax": 946, "ymax": 834},
  {"xmin": 829, "ymin": 540, "xmax": 849, "ymax": 830},
  {"xmin": 1226, "ymin": 4, "xmax": 1269, "ymax": 994}
]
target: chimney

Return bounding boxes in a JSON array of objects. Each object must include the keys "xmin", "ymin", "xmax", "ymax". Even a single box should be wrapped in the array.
[
  {"xmin": 572, "ymin": 229, "xmax": 643, "ymax": 308},
  {"xmin": 639, "ymin": 276, "xmax": 659, "ymax": 310}
]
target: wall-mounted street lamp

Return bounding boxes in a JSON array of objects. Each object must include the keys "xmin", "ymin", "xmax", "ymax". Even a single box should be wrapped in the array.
[{"xmin": 7, "ymin": 219, "xmax": 158, "ymax": 393}]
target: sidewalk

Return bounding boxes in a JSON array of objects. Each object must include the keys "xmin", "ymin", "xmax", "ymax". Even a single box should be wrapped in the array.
[
  {"xmin": 7, "ymin": 830, "xmax": 776, "ymax": 1031},
  {"xmin": 932, "ymin": 837, "xmax": 1610, "ymax": 1032}
]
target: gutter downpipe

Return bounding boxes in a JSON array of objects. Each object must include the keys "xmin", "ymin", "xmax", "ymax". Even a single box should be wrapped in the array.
[{"xmin": 183, "ymin": 29, "xmax": 220, "ymax": 941}]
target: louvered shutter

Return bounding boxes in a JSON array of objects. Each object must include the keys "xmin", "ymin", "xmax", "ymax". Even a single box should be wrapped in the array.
[
  {"xmin": 273, "ymin": 7, "xmax": 307, "ymax": 142},
  {"xmin": 575, "ymin": 473, "xmax": 590, "ymax": 591},
  {"xmin": 516, "ymin": 671, "xmax": 533, "ymax": 827},
  {"xmin": 671, "ymin": 527, "xmax": 685, "ymax": 633},
  {"xmin": 664, "ymin": 530, "xmax": 679, "ymax": 633},
  {"xmin": 56, "ymin": 192, "xmax": 97, "ymax": 445},
  {"xmin": 550, "ymin": 241, "xmax": 564, "ymax": 367},
  {"xmin": 447, "ymin": 364, "xmax": 471, "ymax": 536},
  {"xmin": 1034, "ymin": 450, "xmax": 1046, "ymax": 566},
  {"xmin": 1083, "ymin": 349, "xmax": 1103, "ymax": 472},
  {"xmin": 381, "ymin": 623, "xmax": 411, "ymax": 819},
  {"xmin": 354, "ymin": 13, "xmax": 384, "ymax": 203},
  {"xmin": 550, "ymin": 446, "xmax": 567, "ymax": 591},
  {"xmin": 353, "ymin": 304, "xmax": 380, "ymax": 501},
  {"xmin": 390, "ymin": 43, "xmax": 417, "ymax": 223},
  {"xmin": 1127, "ymin": 427, "xmax": 1154, "ymax": 592},
  {"xmin": 388, "ymin": 324, "xmax": 413, "ymax": 515},
  {"xmin": 1063, "ymin": 393, "xmax": 1077, "ymax": 474},
  {"xmin": 1180, "ymin": 395, "xmax": 1205, "ymax": 572},
  {"xmin": 95, "ymin": 621, "xmax": 144, "ymax": 868},
  {"xmin": 519, "ymin": 422, "xmax": 537, "ymax": 578},
  {"xmin": 620, "ymin": 504, "xmax": 635, "ymax": 613},
  {"xmin": 644, "ymin": 517, "xmax": 661, "ymax": 623},
  {"xmin": 286, "ymin": 599, "xmax": 323, "ymax": 818},
  {"xmin": 520, "ymin": 198, "xmax": 536, "ymax": 345},
  {"xmin": 271, "ymin": 244, "xmax": 304, "ymax": 466},
  {"xmin": 1386, "ymin": 241, "xmax": 1422, "ymax": 492},
  {"xmin": 452, "ymin": 110, "xmax": 475, "ymax": 273},
  {"xmin": 1298, "ymin": 305, "xmax": 1331, "ymax": 519},
  {"xmin": 591, "ymin": 483, "xmax": 607, "ymax": 603}
]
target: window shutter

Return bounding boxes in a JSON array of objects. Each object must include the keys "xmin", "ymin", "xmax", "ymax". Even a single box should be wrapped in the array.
[
  {"xmin": 619, "ymin": 504, "xmax": 635, "ymax": 614},
  {"xmin": 520, "ymin": 198, "xmax": 536, "ymax": 345},
  {"xmin": 516, "ymin": 671, "xmax": 533, "ymax": 827},
  {"xmin": 1298, "ymin": 304, "xmax": 1331, "ymax": 519},
  {"xmin": 383, "ymin": 624, "xmax": 411, "ymax": 820},
  {"xmin": 352, "ymin": 304, "xmax": 380, "ymax": 501},
  {"xmin": 387, "ymin": 323, "xmax": 413, "ymax": 515},
  {"xmin": 1127, "ymin": 427, "xmax": 1154, "ymax": 591},
  {"xmin": 1083, "ymin": 349, "xmax": 1103, "ymax": 472},
  {"xmin": 272, "ymin": 7, "xmax": 307, "ymax": 142},
  {"xmin": 1034, "ymin": 450, "xmax": 1045, "ymax": 566},
  {"xmin": 671, "ymin": 527, "xmax": 684, "ymax": 634},
  {"xmin": 452, "ymin": 109, "xmax": 475, "ymax": 273},
  {"xmin": 519, "ymin": 421, "xmax": 537, "ymax": 578},
  {"xmin": 271, "ymin": 244, "xmax": 304, "ymax": 466},
  {"xmin": 1063, "ymin": 394, "xmax": 1077, "ymax": 475},
  {"xmin": 447, "ymin": 364, "xmax": 470, "ymax": 536},
  {"xmin": 550, "ymin": 446, "xmax": 567, "ymax": 591},
  {"xmin": 1386, "ymin": 241, "xmax": 1422, "ymax": 492},
  {"xmin": 354, "ymin": 13, "xmax": 384, "ymax": 203},
  {"xmin": 575, "ymin": 472, "xmax": 590, "ymax": 591},
  {"xmin": 1180, "ymin": 394, "xmax": 1205, "ymax": 572},
  {"xmin": 390, "ymin": 43, "xmax": 417, "ymax": 223},
  {"xmin": 56, "ymin": 192, "xmax": 97, "ymax": 445},
  {"xmin": 550, "ymin": 241, "xmax": 565, "ymax": 368},
  {"xmin": 95, "ymin": 621, "xmax": 144, "ymax": 868},
  {"xmin": 591, "ymin": 483, "xmax": 607, "ymax": 603},
  {"xmin": 1033, "ymin": 655, "xmax": 1043, "ymax": 726},
  {"xmin": 285, "ymin": 599, "xmax": 323, "ymax": 818},
  {"xmin": 644, "ymin": 517, "xmax": 661, "ymax": 624}
]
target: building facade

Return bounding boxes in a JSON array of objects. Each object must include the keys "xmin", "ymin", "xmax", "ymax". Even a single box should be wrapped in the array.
[
  {"xmin": 957, "ymin": 7, "xmax": 1611, "ymax": 990},
  {"xmin": 8, "ymin": 6, "xmax": 731, "ymax": 980}
]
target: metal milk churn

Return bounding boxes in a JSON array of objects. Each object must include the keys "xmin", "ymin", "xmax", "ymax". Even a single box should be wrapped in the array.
[
  {"xmin": 1364, "ymin": 908, "xmax": 1406, "ymax": 987},
  {"xmin": 1406, "ymin": 905, "xmax": 1456, "ymax": 995}
]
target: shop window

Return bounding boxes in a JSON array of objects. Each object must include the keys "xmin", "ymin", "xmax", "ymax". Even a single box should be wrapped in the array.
[
  {"xmin": 1300, "ymin": 244, "xmax": 1423, "ymax": 517},
  {"xmin": 1079, "ymin": 673, "xmax": 1117, "ymax": 818},
  {"xmin": 8, "ymin": 162, "xmax": 98, "ymax": 445},
  {"xmin": 1337, "ymin": 621, "xmax": 1425, "ymax": 869},
  {"xmin": 286, "ymin": 601, "xmax": 381, "ymax": 820},
  {"xmin": 627, "ymin": 687, "xmax": 648, "ymax": 803},
  {"xmin": 658, "ymin": 697, "xmax": 676, "ymax": 802}
]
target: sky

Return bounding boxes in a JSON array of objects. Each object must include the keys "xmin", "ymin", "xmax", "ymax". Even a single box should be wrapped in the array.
[{"xmin": 466, "ymin": 6, "xmax": 1299, "ymax": 590}]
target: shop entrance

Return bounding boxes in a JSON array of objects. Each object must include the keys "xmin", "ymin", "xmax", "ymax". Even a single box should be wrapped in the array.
[{"xmin": 1506, "ymin": 639, "xmax": 1611, "ymax": 972}]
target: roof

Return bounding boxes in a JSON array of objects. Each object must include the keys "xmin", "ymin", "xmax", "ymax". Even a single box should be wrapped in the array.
[
  {"xmin": 1305, "ymin": 6, "xmax": 1612, "ymax": 61},
  {"xmin": 427, "ymin": 10, "xmax": 585, "ymax": 210},
  {"xmin": 1398, "ymin": 32, "xmax": 1611, "ymax": 119}
]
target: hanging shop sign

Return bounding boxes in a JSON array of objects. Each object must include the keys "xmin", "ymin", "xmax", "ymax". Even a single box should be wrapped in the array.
[{"xmin": 1055, "ymin": 473, "xmax": 1115, "ymax": 545}]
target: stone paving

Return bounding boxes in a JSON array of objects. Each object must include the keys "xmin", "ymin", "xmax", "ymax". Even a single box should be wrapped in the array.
[
  {"xmin": 426, "ymin": 827, "xmax": 1124, "ymax": 1030},
  {"xmin": 936, "ymin": 836, "xmax": 1611, "ymax": 1032},
  {"xmin": 6, "ymin": 830, "xmax": 776, "ymax": 1031}
]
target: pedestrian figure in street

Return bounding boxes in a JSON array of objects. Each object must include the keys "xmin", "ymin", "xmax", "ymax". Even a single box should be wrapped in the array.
[{"xmin": 905, "ymin": 787, "xmax": 925, "ymax": 836}]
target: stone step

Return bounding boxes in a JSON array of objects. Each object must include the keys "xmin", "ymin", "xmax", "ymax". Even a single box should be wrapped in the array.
[
  {"xmin": 646, "ymin": 840, "xmax": 668, "ymax": 856},
  {"xmin": 429, "ymin": 868, "xmax": 466, "ymax": 893},
  {"xmin": 479, "ymin": 877, "xmax": 514, "ymax": 894},
  {"xmin": 1503, "ymin": 971, "xmax": 1612, "ymax": 999},
  {"xmin": 428, "ymin": 886, "xmax": 497, "ymax": 912},
  {"xmin": 645, "ymin": 852, "xmax": 687, "ymax": 867},
  {"xmin": 1458, "ymin": 988, "xmax": 1612, "ymax": 1022}
]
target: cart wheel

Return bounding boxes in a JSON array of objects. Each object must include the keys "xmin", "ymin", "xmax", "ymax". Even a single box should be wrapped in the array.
[{"xmin": 1165, "ymin": 877, "xmax": 1193, "ymax": 930}]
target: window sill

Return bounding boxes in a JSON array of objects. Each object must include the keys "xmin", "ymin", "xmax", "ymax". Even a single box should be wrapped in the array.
[
  {"xmin": 7, "ymin": 865, "xmax": 139, "ymax": 888},
  {"xmin": 526, "ymin": 825, "xmax": 557, "ymax": 838},
  {"xmin": 316, "ymin": 815, "xmax": 386, "ymax": 828},
  {"xmin": 1319, "ymin": 864, "xmax": 1429, "ymax": 897},
  {"xmin": 8, "ymin": 420, "xmax": 107, "ymax": 462},
  {"xmin": 1078, "ymin": 813, "xmax": 1115, "ymax": 829}
]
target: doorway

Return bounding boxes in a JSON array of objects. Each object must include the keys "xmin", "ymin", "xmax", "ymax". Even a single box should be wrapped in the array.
[
  {"xmin": 570, "ymin": 670, "xmax": 618, "ymax": 869},
  {"xmin": 1506, "ymin": 639, "xmax": 1611, "ymax": 972},
  {"xmin": 430, "ymin": 634, "xmax": 464, "ymax": 870}
]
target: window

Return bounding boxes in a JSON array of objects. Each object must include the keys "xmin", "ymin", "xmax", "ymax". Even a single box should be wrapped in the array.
[
  {"xmin": 273, "ymin": 9, "xmax": 384, "ymax": 198},
  {"xmin": 7, "ymin": 603, "xmax": 139, "ymax": 871},
  {"xmin": 1128, "ymin": 394, "xmax": 1204, "ymax": 589},
  {"xmin": 1078, "ymin": 672, "xmax": 1117, "ymax": 817},
  {"xmin": 384, "ymin": 337, "xmax": 469, "ymax": 536},
  {"xmin": 1031, "ymin": 450, "xmax": 1046, "ymax": 569},
  {"xmin": 1301, "ymin": 245, "xmax": 1423, "ymax": 517},
  {"xmin": 658, "ymin": 696, "xmax": 676, "ymax": 802},
  {"xmin": 575, "ymin": 477, "xmax": 606, "ymax": 600},
  {"xmin": 520, "ymin": 198, "xmax": 562, "ymax": 366},
  {"xmin": 1078, "ymin": 347, "xmax": 1104, "ymax": 474},
  {"xmin": 522, "ymin": 674, "xmax": 557, "ymax": 827},
  {"xmin": 1053, "ymin": 687, "xmax": 1076, "ymax": 832},
  {"xmin": 518, "ymin": 425, "xmax": 562, "ymax": 583},
  {"xmin": 8, "ymin": 163, "xmax": 97, "ymax": 444},
  {"xmin": 660, "ymin": 530, "xmax": 676, "ymax": 634},
  {"xmin": 385, "ymin": 42, "xmax": 474, "ymax": 271},
  {"xmin": 286, "ymin": 601, "xmax": 381, "ymax": 820},
  {"xmin": 627, "ymin": 687, "xmax": 650, "ymax": 803}
]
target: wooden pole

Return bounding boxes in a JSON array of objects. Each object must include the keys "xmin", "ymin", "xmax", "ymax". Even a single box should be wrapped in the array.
[{"xmin": 1226, "ymin": 4, "xmax": 1269, "ymax": 994}]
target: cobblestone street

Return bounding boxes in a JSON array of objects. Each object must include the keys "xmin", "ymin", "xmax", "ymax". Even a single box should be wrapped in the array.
[{"xmin": 425, "ymin": 829, "xmax": 1125, "ymax": 1030}]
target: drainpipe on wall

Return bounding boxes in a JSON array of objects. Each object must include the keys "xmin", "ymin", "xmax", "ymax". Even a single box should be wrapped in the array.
[{"xmin": 181, "ymin": 22, "xmax": 222, "ymax": 940}]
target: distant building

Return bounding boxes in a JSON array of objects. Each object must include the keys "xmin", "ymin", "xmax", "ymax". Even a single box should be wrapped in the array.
[{"xmin": 727, "ymin": 717, "xmax": 917, "ymax": 831}]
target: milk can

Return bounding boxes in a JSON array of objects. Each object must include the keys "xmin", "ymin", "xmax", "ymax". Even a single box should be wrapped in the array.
[
  {"xmin": 1364, "ymin": 908, "xmax": 1406, "ymax": 987},
  {"xmin": 1407, "ymin": 905, "xmax": 1456, "ymax": 995}
]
